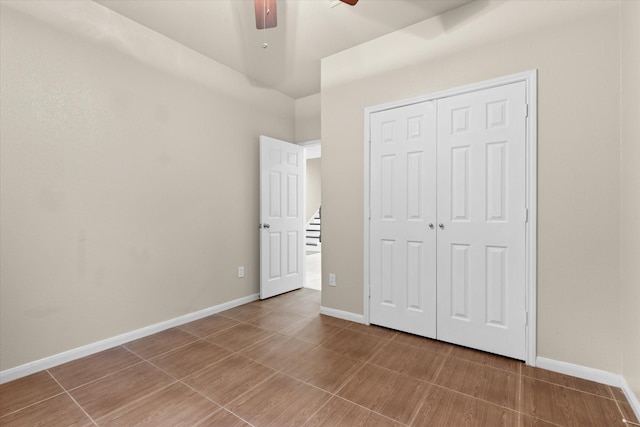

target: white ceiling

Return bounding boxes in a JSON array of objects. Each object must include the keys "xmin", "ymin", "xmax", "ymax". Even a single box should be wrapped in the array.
[{"xmin": 94, "ymin": 0, "xmax": 471, "ymax": 99}]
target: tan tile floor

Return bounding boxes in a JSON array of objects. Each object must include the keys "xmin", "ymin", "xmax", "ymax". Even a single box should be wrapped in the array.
[{"xmin": 1, "ymin": 288, "xmax": 638, "ymax": 426}]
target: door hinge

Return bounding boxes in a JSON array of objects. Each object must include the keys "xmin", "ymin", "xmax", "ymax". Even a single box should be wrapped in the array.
[
  {"xmin": 525, "ymin": 208, "xmax": 529, "ymax": 223},
  {"xmin": 525, "ymin": 311, "xmax": 529, "ymax": 326},
  {"xmin": 525, "ymin": 103, "xmax": 529, "ymax": 118}
]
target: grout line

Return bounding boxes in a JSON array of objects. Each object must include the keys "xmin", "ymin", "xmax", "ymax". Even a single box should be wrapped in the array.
[
  {"xmin": 521, "ymin": 375, "xmax": 620, "ymax": 402},
  {"xmin": 0, "ymin": 388, "xmax": 67, "ymax": 420},
  {"xmin": 91, "ymin": 380, "xmax": 183, "ymax": 424},
  {"xmin": 518, "ymin": 361, "xmax": 523, "ymax": 413},
  {"xmin": 445, "ymin": 348, "xmax": 523, "ymax": 375},
  {"xmin": 237, "ymin": 346, "xmax": 412, "ymax": 426},
  {"xmin": 47, "ymin": 370, "xmax": 98, "ymax": 426},
  {"xmin": 192, "ymin": 406, "xmax": 255, "ymax": 427},
  {"xmin": 63, "ymin": 359, "xmax": 148, "ymax": 393},
  {"xmin": 123, "ymin": 336, "xmax": 200, "ymax": 361}
]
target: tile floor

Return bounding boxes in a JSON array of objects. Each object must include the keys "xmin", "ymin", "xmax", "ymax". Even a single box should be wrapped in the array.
[
  {"xmin": 1, "ymin": 288, "xmax": 637, "ymax": 426},
  {"xmin": 304, "ymin": 252, "xmax": 321, "ymax": 290}
]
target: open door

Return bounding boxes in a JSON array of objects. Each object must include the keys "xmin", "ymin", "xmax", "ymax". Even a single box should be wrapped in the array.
[{"xmin": 260, "ymin": 135, "xmax": 305, "ymax": 299}]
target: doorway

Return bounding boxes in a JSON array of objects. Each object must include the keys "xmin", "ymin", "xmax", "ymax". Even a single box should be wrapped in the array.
[{"xmin": 303, "ymin": 140, "xmax": 321, "ymax": 290}]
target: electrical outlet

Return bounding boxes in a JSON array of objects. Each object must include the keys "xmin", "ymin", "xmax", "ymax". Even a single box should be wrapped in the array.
[
  {"xmin": 329, "ymin": 273, "xmax": 336, "ymax": 286},
  {"xmin": 237, "ymin": 266, "xmax": 244, "ymax": 278}
]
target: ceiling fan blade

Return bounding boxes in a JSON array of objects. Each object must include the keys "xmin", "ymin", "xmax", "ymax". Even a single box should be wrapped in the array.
[
  {"xmin": 339, "ymin": 0, "xmax": 359, "ymax": 5},
  {"xmin": 255, "ymin": 0, "xmax": 277, "ymax": 29}
]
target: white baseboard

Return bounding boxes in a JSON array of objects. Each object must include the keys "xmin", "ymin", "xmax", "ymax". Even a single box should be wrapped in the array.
[
  {"xmin": 536, "ymin": 356, "xmax": 640, "ymax": 421},
  {"xmin": 0, "ymin": 293, "xmax": 259, "ymax": 384},
  {"xmin": 319, "ymin": 306, "xmax": 365, "ymax": 324}
]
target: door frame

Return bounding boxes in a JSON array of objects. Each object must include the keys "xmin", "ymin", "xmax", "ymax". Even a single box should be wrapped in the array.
[{"xmin": 363, "ymin": 70, "xmax": 538, "ymax": 365}]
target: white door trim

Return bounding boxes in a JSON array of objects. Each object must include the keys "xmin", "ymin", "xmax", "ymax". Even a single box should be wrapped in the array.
[
  {"xmin": 363, "ymin": 70, "xmax": 537, "ymax": 365},
  {"xmin": 299, "ymin": 139, "xmax": 321, "ymax": 160}
]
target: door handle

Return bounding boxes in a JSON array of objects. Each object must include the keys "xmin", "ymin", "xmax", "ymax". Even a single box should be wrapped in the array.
[
  {"xmin": 438, "ymin": 223, "xmax": 444, "ymax": 229},
  {"xmin": 263, "ymin": 223, "xmax": 271, "ymax": 229}
]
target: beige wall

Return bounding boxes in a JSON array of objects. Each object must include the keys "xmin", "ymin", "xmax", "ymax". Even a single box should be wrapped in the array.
[
  {"xmin": 0, "ymin": 3, "xmax": 294, "ymax": 371},
  {"xmin": 295, "ymin": 93, "xmax": 321, "ymax": 143},
  {"xmin": 321, "ymin": 1, "xmax": 625, "ymax": 374},
  {"xmin": 621, "ymin": 1, "xmax": 640, "ymax": 399},
  {"xmin": 306, "ymin": 158, "xmax": 322, "ymax": 224}
]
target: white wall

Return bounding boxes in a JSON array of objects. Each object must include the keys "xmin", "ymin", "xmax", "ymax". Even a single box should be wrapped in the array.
[
  {"xmin": 321, "ymin": 0, "xmax": 625, "ymax": 375},
  {"xmin": 620, "ymin": 0, "xmax": 640, "ymax": 400},
  {"xmin": 295, "ymin": 93, "xmax": 321, "ymax": 143},
  {"xmin": 0, "ymin": 2, "xmax": 294, "ymax": 371}
]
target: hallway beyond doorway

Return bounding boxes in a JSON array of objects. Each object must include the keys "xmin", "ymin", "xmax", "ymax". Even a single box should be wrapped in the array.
[{"xmin": 305, "ymin": 252, "xmax": 321, "ymax": 290}]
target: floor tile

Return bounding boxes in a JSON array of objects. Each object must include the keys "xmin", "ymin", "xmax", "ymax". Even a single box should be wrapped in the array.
[
  {"xmin": 247, "ymin": 311, "xmax": 308, "ymax": 332},
  {"xmin": 3, "ymin": 288, "xmax": 629, "ymax": 427},
  {"xmin": 412, "ymin": 385, "xmax": 518, "ymax": 426},
  {"xmin": 519, "ymin": 414, "xmax": 564, "ymax": 427},
  {"xmin": 308, "ymin": 313, "xmax": 353, "ymax": 328},
  {"xmin": 251, "ymin": 296, "xmax": 293, "ymax": 311},
  {"xmin": 522, "ymin": 365, "xmax": 611, "ymax": 398},
  {"xmin": 48, "ymin": 346, "xmax": 142, "ymax": 390},
  {"xmin": 319, "ymin": 328, "xmax": 385, "ymax": 362},
  {"xmin": 280, "ymin": 316, "xmax": 345, "ymax": 345},
  {"xmin": 283, "ymin": 346, "xmax": 364, "ymax": 393},
  {"xmin": 0, "ymin": 393, "xmax": 92, "ymax": 427},
  {"xmin": 303, "ymin": 396, "xmax": 405, "ymax": 427},
  {"xmin": 434, "ymin": 356, "xmax": 519, "ymax": 410},
  {"xmin": 337, "ymin": 363, "xmax": 431, "ymax": 424},
  {"xmin": 521, "ymin": 376, "xmax": 625, "ymax": 426},
  {"xmin": 99, "ymin": 382, "xmax": 219, "ymax": 426},
  {"xmin": 0, "ymin": 371, "xmax": 63, "ymax": 417},
  {"xmin": 219, "ymin": 304, "xmax": 273, "ymax": 322},
  {"xmin": 240, "ymin": 333, "xmax": 317, "ymax": 371},
  {"xmin": 124, "ymin": 327, "xmax": 197, "ymax": 359},
  {"xmin": 370, "ymin": 340, "xmax": 445, "ymax": 383},
  {"xmin": 450, "ymin": 345, "xmax": 522, "ymax": 374},
  {"xmin": 269, "ymin": 289, "xmax": 319, "ymax": 305},
  {"xmin": 280, "ymin": 299, "xmax": 322, "ymax": 317},
  {"xmin": 197, "ymin": 408, "xmax": 251, "ymax": 426},
  {"xmin": 619, "ymin": 400, "xmax": 640, "ymax": 423},
  {"xmin": 150, "ymin": 340, "xmax": 232, "ymax": 379},
  {"xmin": 610, "ymin": 386, "xmax": 628, "ymax": 402},
  {"xmin": 226, "ymin": 372, "xmax": 332, "ymax": 427},
  {"xmin": 206, "ymin": 323, "xmax": 274, "ymax": 352},
  {"xmin": 183, "ymin": 354, "xmax": 276, "ymax": 406},
  {"xmin": 68, "ymin": 361, "xmax": 174, "ymax": 420},
  {"xmin": 177, "ymin": 315, "xmax": 239, "ymax": 338},
  {"xmin": 347, "ymin": 322, "xmax": 399, "ymax": 340},
  {"xmin": 392, "ymin": 332, "xmax": 454, "ymax": 355}
]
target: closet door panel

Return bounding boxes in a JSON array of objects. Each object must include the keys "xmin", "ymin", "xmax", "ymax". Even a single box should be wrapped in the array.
[
  {"xmin": 369, "ymin": 101, "xmax": 437, "ymax": 338},
  {"xmin": 436, "ymin": 82, "xmax": 527, "ymax": 360}
]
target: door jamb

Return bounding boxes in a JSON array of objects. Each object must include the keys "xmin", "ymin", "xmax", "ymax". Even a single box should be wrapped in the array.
[{"xmin": 363, "ymin": 70, "xmax": 538, "ymax": 365}]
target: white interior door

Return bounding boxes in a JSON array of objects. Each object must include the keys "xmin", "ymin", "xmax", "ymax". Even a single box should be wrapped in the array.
[
  {"xmin": 260, "ymin": 135, "xmax": 305, "ymax": 299},
  {"xmin": 436, "ymin": 82, "xmax": 527, "ymax": 359},
  {"xmin": 369, "ymin": 101, "xmax": 438, "ymax": 338}
]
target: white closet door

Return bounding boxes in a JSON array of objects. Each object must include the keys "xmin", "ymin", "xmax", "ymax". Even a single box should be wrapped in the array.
[
  {"xmin": 369, "ymin": 101, "xmax": 437, "ymax": 338},
  {"xmin": 436, "ymin": 82, "xmax": 527, "ymax": 360}
]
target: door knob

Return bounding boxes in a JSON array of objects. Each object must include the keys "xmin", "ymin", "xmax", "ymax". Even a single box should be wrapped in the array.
[
  {"xmin": 428, "ymin": 223, "xmax": 434, "ymax": 229},
  {"xmin": 263, "ymin": 223, "xmax": 271, "ymax": 229},
  {"xmin": 438, "ymin": 223, "xmax": 444, "ymax": 229}
]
